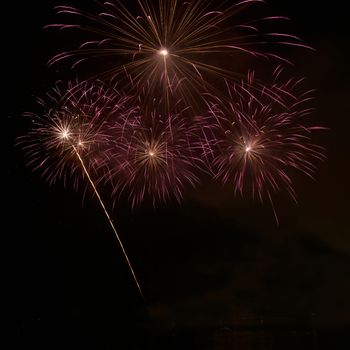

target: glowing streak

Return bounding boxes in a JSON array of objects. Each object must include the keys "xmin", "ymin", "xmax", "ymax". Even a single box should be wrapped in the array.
[
  {"xmin": 159, "ymin": 47, "xmax": 170, "ymax": 113},
  {"xmin": 72, "ymin": 145, "xmax": 143, "ymax": 298}
]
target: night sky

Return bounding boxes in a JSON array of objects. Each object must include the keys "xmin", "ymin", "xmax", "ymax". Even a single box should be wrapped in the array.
[{"xmin": 5, "ymin": 1, "xmax": 350, "ymax": 349}]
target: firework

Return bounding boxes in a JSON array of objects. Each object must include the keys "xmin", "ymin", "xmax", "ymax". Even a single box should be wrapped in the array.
[
  {"xmin": 19, "ymin": 80, "xmax": 128, "ymax": 187},
  {"xmin": 47, "ymin": 0, "xmax": 312, "ymax": 104},
  {"xmin": 200, "ymin": 67, "xmax": 326, "ymax": 223},
  {"xmin": 102, "ymin": 94, "xmax": 203, "ymax": 207},
  {"xmin": 19, "ymin": 80, "xmax": 143, "ymax": 296}
]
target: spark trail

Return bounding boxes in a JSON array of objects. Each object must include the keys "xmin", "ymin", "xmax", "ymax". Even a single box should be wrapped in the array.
[{"xmin": 72, "ymin": 144, "xmax": 143, "ymax": 297}]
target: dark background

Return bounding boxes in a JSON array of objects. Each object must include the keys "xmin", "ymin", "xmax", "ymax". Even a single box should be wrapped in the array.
[{"xmin": 5, "ymin": 1, "xmax": 350, "ymax": 349}]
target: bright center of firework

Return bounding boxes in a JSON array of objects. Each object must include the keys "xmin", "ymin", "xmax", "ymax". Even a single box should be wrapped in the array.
[
  {"xmin": 60, "ymin": 129, "xmax": 70, "ymax": 140},
  {"xmin": 159, "ymin": 48, "xmax": 168, "ymax": 57},
  {"xmin": 149, "ymin": 151, "xmax": 155, "ymax": 157},
  {"xmin": 245, "ymin": 146, "xmax": 252, "ymax": 153}
]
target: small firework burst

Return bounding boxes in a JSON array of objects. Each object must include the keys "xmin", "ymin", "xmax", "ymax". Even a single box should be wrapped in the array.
[
  {"xmin": 103, "ymin": 97, "xmax": 202, "ymax": 207},
  {"xmin": 19, "ymin": 80, "xmax": 128, "ymax": 188},
  {"xmin": 200, "ymin": 67, "xmax": 326, "ymax": 222}
]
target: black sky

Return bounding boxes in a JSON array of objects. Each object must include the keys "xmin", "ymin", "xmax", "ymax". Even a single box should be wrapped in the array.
[{"xmin": 5, "ymin": 1, "xmax": 350, "ymax": 349}]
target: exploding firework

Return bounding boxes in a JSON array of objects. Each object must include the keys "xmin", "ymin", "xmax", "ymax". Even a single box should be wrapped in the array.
[
  {"xmin": 16, "ymin": 0, "xmax": 328, "ymax": 303},
  {"xmin": 19, "ymin": 80, "xmax": 143, "ymax": 296},
  {"xmin": 103, "ymin": 94, "xmax": 203, "ymax": 207},
  {"xmin": 200, "ymin": 67, "xmax": 326, "ymax": 223},
  {"xmin": 19, "ymin": 80, "xmax": 128, "ymax": 187},
  {"xmin": 47, "ymin": 0, "xmax": 312, "ymax": 105}
]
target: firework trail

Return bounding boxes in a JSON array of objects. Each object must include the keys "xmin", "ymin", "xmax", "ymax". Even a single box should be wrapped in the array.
[
  {"xmin": 72, "ymin": 144, "xmax": 143, "ymax": 297},
  {"xmin": 47, "ymin": 0, "xmax": 313, "ymax": 105},
  {"xmin": 199, "ymin": 67, "xmax": 326, "ymax": 223},
  {"xmin": 19, "ymin": 80, "xmax": 143, "ymax": 297}
]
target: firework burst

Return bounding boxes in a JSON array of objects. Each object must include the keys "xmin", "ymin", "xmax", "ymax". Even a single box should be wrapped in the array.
[
  {"xmin": 103, "ymin": 95, "xmax": 202, "ymax": 207},
  {"xmin": 47, "ymin": 0, "xmax": 312, "ymax": 104},
  {"xmin": 19, "ymin": 80, "xmax": 128, "ymax": 187},
  {"xmin": 200, "ymin": 67, "xmax": 326, "ymax": 223}
]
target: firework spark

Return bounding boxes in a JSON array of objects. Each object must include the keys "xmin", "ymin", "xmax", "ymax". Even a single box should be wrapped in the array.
[
  {"xmin": 47, "ymin": 0, "xmax": 312, "ymax": 104},
  {"xmin": 200, "ymin": 67, "xmax": 326, "ymax": 223},
  {"xmin": 19, "ymin": 80, "xmax": 143, "ymax": 296}
]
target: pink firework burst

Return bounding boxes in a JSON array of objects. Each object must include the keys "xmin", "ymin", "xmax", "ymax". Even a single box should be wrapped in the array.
[
  {"xmin": 103, "ymin": 97, "xmax": 202, "ymax": 207},
  {"xmin": 19, "ymin": 80, "xmax": 129, "ymax": 189},
  {"xmin": 200, "ymin": 67, "xmax": 326, "ymax": 222}
]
